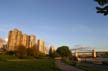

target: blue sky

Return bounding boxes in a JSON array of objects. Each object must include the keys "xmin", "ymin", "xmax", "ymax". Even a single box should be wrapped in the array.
[{"xmin": 0, "ymin": 0, "xmax": 108, "ymax": 50}]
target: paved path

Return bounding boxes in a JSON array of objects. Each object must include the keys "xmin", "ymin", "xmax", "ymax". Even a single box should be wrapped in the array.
[{"xmin": 55, "ymin": 60, "xmax": 84, "ymax": 71}]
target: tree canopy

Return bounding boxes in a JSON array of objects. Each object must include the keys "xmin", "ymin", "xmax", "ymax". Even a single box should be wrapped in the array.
[
  {"xmin": 95, "ymin": 0, "xmax": 108, "ymax": 16},
  {"xmin": 16, "ymin": 45, "xmax": 27, "ymax": 59},
  {"xmin": 56, "ymin": 46, "xmax": 72, "ymax": 58}
]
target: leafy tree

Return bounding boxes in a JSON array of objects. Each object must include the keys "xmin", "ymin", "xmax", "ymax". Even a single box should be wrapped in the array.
[
  {"xmin": 95, "ymin": 0, "xmax": 108, "ymax": 15},
  {"xmin": 53, "ymin": 51, "xmax": 60, "ymax": 57},
  {"xmin": 32, "ymin": 44, "xmax": 40, "ymax": 58},
  {"xmin": 16, "ymin": 45, "xmax": 27, "ymax": 59},
  {"xmin": 27, "ymin": 44, "xmax": 41, "ymax": 58},
  {"xmin": 34, "ymin": 50, "xmax": 40, "ymax": 58},
  {"xmin": 26, "ymin": 48, "xmax": 34, "ymax": 56},
  {"xmin": 32, "ymin": 46, "xmax": 40, "ymax": 58},
  {"xmin": 30, "ymin": 44, "xmax": 46, "ymax": 58},
  {"xmin": 38, "ymin": 52, "xmax": 46, "ymax": 57},
  {"xmin": 56, "ymin": 46, "xmax": 72, "ymax": 59}
]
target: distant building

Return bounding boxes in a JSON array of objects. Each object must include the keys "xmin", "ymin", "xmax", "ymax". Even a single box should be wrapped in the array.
[
  {"xmin": 92, "ymin": 49, "xmax": 96, "ymax": 58},
  {"xmin": 0, "ymin": 38, "xmax": 4, "ymax": 48},
  {"xmin": 49, "ymin": 46, "xmax": 56, "ymax": 53},
  {"xmin": 37, "ymin": 39, "xmax": 45, "ymax": 53},
  {"xmin": 7, "ymin": 29, "xmax": 36, "ymax": 51},
  {"xmin": 7, "ymin": 29, "xmax": 22, "ymax": 51},
  {"xmin": 7, "ymin": 28, "xmax": 49, "ymax": 54},
  {"xmin": 44, "ymin": 47, "xmax": 48, "ymax": 54},
  {"xmin": 22, "ymin": 34, "xmax": 29, "ymax": 48},
  {"xmin": 29, "ymin": 35, "xmax": 36, "ymax": 48}
]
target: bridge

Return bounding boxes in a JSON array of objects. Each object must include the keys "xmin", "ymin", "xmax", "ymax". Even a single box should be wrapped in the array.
[{"xmin": 70, "ymin": 45, "xmax": 108, "ymax": 64}]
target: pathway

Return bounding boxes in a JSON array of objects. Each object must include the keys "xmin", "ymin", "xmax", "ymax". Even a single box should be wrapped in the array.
[{"xmin": 55, "ymin": 60, "xmax": 84, "ymax": 71}]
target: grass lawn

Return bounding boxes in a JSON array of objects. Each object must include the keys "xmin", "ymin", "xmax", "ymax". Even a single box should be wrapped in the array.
[
  {"xmin": 0, "ymin": 55, "xmax": 18, "ymax": 60},
  {"xmin": 0, "ymin": 58, "xmax": 61, "ymax": 71},
  {"xmin": 0, "ymin": 54, "xmax": 35, "ymax": 60}
]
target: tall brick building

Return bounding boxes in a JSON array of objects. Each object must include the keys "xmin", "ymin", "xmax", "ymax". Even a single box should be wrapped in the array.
[{"xmin": 7, "ymin": 29, "xmax": 36, "ymax": 51}]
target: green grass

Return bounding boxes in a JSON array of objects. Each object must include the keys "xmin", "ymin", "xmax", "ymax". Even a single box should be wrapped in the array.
[
  {"xmin": 0, "ymin": 55, "xmax": 18, "ymax": 59},
  {"xmin": 0, "ymin": 55, "xmax": 36, "ymax": 61},
  {"xmin": 0, "ymin": 58, "xmax": 61, "ymax": 71}
]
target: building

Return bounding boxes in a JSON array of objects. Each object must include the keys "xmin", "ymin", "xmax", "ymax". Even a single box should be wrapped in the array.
[
  {"xmin": 0, "ymin": 38, "xmax": 4, "ymax": 48},
  {"xmin": 22, "ymin": 34, "xmax": 29, "ymax": 48},
  {"xmin": 44, "ymin": 47, "xmax": 48, "ymax": 54},
  {"xmin": 29, "ymin": 35, "xmax": 36, "ymax": 48},
  {"xmin": 37, "ymin": 39, "xmax": 49, "ymax": 54},
  {"xmin": 7, "ymin": 29, "xmax": 36, "ymax": 51},
  {"xmin": 7, "ymin": 29, "xmax": 22, "ymax": 51},
  {"xmin": 92, "ymin": 49, "xmax": 96, "ymax": 58},
  {"xmin": 37, "ymin": 39, "xmax": 45, "ymax": 53},
  {"xmin": 49, "ymin": 46, "xmax": 56, "ymax": 54},
  {"xmin": 22, "ymin": 34, "xmax": 36, "ymax": 48}
]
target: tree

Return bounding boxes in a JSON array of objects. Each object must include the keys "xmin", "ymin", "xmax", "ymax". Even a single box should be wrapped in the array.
[
  {"xmin": 95, "ymin": 0, "xmax": 108, "ymax": 16},
  {"xmin": 26, "ymin": 48, "xmax": 34, "ymax": 56},
  {"xmin": 27, "ymin": 44, "xmax": 41, "ymax": 58},
  {"xmin": 56, "ymin": 46, "xmax": 72, "ymax": 59},
  {"xmin": 32, "ymin": 45, "xmax": 39, "ymax": 58},
  {"xmin": 16, "ymin": 45, "xmax": 27, "ymax": 59},
  {"xmin": 53, "ymin": 51, "xmax": 60, "ymax": 57},
  {"xmin": 30, "ymin": 44, "xmax": 46, "ymax": 58}
]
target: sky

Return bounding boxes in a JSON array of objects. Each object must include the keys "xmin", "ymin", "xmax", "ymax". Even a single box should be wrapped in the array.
[{"xmin": 0, "ymin": 0, "xmax": 108, "ymax": 50}]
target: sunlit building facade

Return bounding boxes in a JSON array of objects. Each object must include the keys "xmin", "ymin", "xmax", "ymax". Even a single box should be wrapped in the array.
[
  {"xmin": 29, "ymin": 35, "xmax": 36, "ymax": 48},
  {"xmin": 49, "ymin": 46, "xmax": 56, "ymax": 54},
  {"xmin": 22, "ymin": 34, "xmax": 29, "ymax": 48},
  {"xmin": 7, "ymin": 29, "xmax": 36, "ymax": 51},
  {"xmin": 0, "ymin": 39, "xmax": 4, "ymax": 48},
  {"xmin": 37, "ymin": 39, "xmax": 45, "ymax": 53},
  {"xmin": 7, "ymin": 29, "xmax": 22, "ymax": 51}
]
